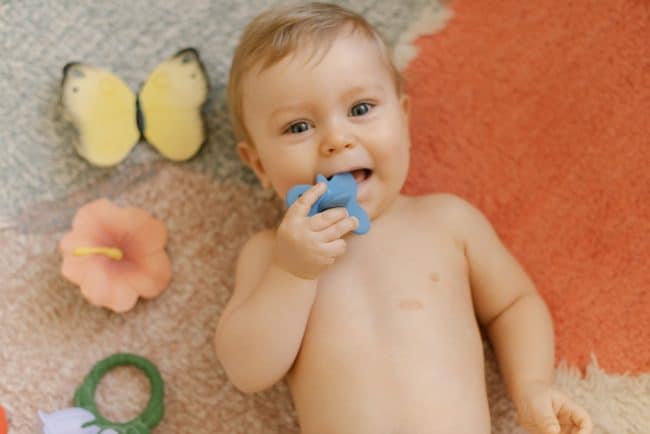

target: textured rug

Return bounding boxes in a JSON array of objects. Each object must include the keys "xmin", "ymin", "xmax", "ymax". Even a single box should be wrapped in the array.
[{"xmin": 1, "ymin": 0, "xmax": 648, "ymax": 433}]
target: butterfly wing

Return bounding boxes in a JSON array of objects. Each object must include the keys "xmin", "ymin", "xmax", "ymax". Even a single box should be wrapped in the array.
[
  {"xmin": 139, "ymin": 48, "xmax": 209, "ymax": 161},
  {"xmin": 61, "ymin": 63, "xmax": 139, "ymax": 167}
]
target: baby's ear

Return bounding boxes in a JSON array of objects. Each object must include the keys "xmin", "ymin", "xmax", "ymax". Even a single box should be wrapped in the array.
[{"xmin": 237, "ymin": 141, "xmax": 271, "ymax": 189}]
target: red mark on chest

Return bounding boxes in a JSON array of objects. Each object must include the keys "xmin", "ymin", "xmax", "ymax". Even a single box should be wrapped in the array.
[
  {"xmin": 399, "ymin": 299, "xmax": 424, "ymax": 310},
  {"xmin": 429, "ymin": 272, "xmax": 440, "ymax": 282}
]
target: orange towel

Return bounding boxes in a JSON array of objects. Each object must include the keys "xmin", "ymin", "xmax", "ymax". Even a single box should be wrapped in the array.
[
  {"xmin": 0, "ymin": 405, "xmax": 7, "ymax": 434},
  {"xmin": 403, "ymin": 0, "xmax": 649, "ymax": 375}
]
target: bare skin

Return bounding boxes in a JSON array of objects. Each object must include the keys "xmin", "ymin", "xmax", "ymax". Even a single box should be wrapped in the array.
[
  {"xmin": 287, "ymin": 194, "xmax": 491, "ymax": 434},
  {"xmin": 216, "ymin": 26, "xmax": 592, "ymax": 434}
]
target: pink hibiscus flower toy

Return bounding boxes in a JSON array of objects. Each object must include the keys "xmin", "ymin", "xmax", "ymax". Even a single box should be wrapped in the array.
[{"xmin": 59, "ymin": 198, "xmax": 172, "ymax": 313}]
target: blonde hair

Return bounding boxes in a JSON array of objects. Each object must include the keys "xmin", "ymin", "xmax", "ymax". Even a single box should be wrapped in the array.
[{"xmin": 227, "ymin": 2, "xmax": 403, "ymax": 145}]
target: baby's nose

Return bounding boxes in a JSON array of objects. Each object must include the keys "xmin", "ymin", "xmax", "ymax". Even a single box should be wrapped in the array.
[
  {"xmin": 320, "ymin": 134, "xmax": 355, "ymax": 156},
  {"xmin": 322, "ymin": 143, "xmax": 353, "ymax": 155}
]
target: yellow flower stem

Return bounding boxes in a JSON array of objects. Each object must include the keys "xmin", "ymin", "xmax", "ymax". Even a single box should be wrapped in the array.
[{"xmin": 73, "ymin": 247, "xmax": 124, "ymax": 260}]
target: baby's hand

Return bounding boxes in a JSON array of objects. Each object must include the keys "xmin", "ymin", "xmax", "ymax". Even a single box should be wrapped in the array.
[
  {"xmin": 514, "ymin": 380, "xmax": 593, "ymax": 434},
  {"xmin": 273, "ymin": 182, "xmax": 358, "ymax": 279}
]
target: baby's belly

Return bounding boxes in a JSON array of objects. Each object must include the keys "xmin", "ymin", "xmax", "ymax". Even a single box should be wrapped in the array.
[{"xmin": 287, "ymin": 282, "xmax": 491, "ymax": 434}]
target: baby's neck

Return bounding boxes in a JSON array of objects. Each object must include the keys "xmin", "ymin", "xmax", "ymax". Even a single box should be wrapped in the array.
[{"xmin": 371, "ymin": 193, "xmax": 410, "ymax": 222}]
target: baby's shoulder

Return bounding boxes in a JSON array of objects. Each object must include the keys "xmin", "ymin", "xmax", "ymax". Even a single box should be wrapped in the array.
[
  {"xmin": 406, "ymin": 192, "xmax": 477, "ymax": 220},
  {"xmin": 405, "ymin": 193, "xmax": 496, "ymax": 241},
  {"xmin": 404, "ymin": 193, "xmax": 489, "ymax": 237}
]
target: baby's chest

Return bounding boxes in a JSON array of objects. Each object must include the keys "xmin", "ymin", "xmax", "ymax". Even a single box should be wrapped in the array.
[{"xmin": 308, "ymin": 231, "xmax": 475, "ymax": 349}]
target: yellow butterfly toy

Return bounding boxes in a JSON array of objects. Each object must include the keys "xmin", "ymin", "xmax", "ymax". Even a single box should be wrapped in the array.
[{"xmin": 61, "ymin": 48, "xmax": 209, "ymax": 167}]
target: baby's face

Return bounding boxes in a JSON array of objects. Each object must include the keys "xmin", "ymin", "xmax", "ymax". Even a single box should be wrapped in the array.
[{"xmin": 239, "ymin": 32, "xmax": 411, "ymax": 219}]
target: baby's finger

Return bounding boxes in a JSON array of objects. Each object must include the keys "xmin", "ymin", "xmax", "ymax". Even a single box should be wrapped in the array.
[
  {"xmin": 531, "ymin": 400, "xmax": 561, "ymax": 434},
  {"xmin": 556, "ymin": 400, "xmax": 592, "ymax": 434},
  {"xmin": 309, "ymin": 207, "xmax": 348, "ymax": 231},
  {"xmin": 287, "ymin": 183, "xmax": 326, "ymax": 218},
  {"xmin": 573, "ymin": 410, "xmax": 592, "ymax": 434},
  {"xmin": 320, "ymin": 238, "xmax": 347, "ymax": 258},
  {"xmin": 319, "ymin": 216, "xmax": 359, "ymax": 241}
]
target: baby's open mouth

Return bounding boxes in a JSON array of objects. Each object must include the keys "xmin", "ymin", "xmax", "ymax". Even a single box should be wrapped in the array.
[
  {"xmin": 327, "ymin": 168, "xmax": 372, "ymax": 184},
  {"xmin": 351, "ymin": 168, "xmax": 372, "ymax": 184}
]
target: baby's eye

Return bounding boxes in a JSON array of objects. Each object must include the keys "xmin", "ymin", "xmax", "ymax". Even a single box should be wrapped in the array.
[
  {"xmin": 285, "ymin": 121, "xmax": 312, "ymax": 134},
  {"xmin": 349, "ymin": 102, "xmax": 374, "ymax": 117}
]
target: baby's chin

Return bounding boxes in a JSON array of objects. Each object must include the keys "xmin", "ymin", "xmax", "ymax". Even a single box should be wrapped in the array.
[{"xmin": 364, "ymin": 179, "xmax": 410, "ymax": 219}]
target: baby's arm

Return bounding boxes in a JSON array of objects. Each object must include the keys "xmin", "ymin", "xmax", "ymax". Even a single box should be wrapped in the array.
[
  {"xmin": 446, "ymin": 196, "xmax": 592, "ymax": 434},
  {"xmin": 452, "ymin": 198, "xmax": 554, "ymax": 396},
  {"xmin": 215, "ymin": 183, "xmax": 358, "ymax": 393},
  {"xmin": 214, "ymin": 230, "xmax": 318, "ymax": 393}
]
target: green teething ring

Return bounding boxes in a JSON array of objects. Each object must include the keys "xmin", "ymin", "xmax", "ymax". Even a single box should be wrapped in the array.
[{"xmin": 73, "ymin": 353, "xmax": 164, "ymax": 434}]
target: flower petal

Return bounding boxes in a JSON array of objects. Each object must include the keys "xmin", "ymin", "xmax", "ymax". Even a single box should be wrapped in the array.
[
  {"xmin": 62, "ymin": 255, "xmax": 138, "ymax": 312},
  {"xmin": 61, "ymin": 254, "xmax": 102, "ymax": 288},
  {"xmin": 59, "ymin": 230, "xmax": 104, "ymax": 256},
  {"xmin": 103, "ymin": 280, "xmax": 139, "ymax": 313},
  {"xmin": 70, "ymin": 198, "xmax": 122, "ymax": 244},
  {"xmin": 79, "ymin": 265, "xmax": 139, "ymax": 313},
  {"xmin": 76, "ymin": 260, "xmax": 116, "ymax": 307},
  {"xmin": 122, "ymin": 209, "xmax": 168, "ymax": 257},
  {"xmin": 125, "ymin": 251, "xmax": 172, "ymax": 298}
]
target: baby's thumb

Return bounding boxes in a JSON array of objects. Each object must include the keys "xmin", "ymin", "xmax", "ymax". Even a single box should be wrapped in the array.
[{"xmin": 533, "ymin": 401, "xmax": 560, "ymax": 434}]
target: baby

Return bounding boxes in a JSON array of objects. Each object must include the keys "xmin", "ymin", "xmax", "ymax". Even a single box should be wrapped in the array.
[{"xmin": 215, "ymin": 3, "xmax": 593, "ymax": 434}]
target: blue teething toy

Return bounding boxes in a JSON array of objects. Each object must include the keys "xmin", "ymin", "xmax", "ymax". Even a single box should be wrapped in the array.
[{"xmin": 285, "ymin": 173, "xmax": 371, "ymax": 235}]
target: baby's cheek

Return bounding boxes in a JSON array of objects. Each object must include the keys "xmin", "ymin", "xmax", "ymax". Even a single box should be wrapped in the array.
[
  {"xmin": 375, "ymin": 135, "xmax": 409, "ymax": 165},
  {"xmin": 376, "ymin": 118, "xmax": 408, "ymax": 151},
  {"xmin": 271, "ymin": 168, "xmax": 316, "ymax": 200}
]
